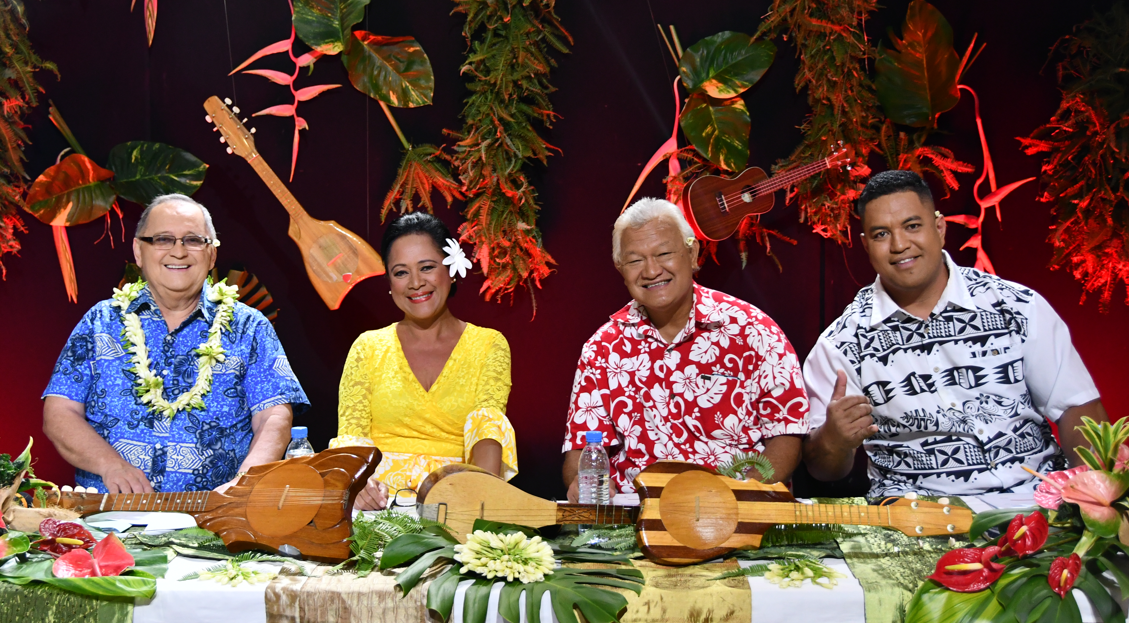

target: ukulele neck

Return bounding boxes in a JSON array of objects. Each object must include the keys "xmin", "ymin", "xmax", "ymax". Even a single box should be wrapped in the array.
[
  {"xmin": 554, "ymin": 504, "xmax": 640, "ymax": 526},
  {"xmin": 755, "ymin": 158, "xmax": 832, "ymax": 197},
  {"xmin": 742, "ymin": 501, "xmax": 898, "ymax": 528},
  {"xmin": 247, "ymin": 154, "xmax": 308, "ymax": 221},
  {"xmin": 59, "ymin": 491, "xmax": 220, "ymax": 517}
]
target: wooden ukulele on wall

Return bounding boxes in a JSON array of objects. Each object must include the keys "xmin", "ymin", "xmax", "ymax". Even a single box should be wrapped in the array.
[
  {"xmin": 52, "ymin": 447, "xmax": 380, "ymax": 563},
  {"xmin": 417, "ymin": 460, "xmax": 972, "ymax": 567},
  {"xmin": 204, "ymin": 96, "xmax": 384, "ymax": 310},
  {"xmin": 683, "ymin": 146, "xmax": 853, "ymax": 241}
]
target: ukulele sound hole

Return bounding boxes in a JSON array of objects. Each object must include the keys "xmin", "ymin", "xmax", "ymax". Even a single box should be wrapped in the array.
[
  {"xmin": 659, "ymin": 471, "xmax": 738, "ymax": 550},
  {"xmin": 307, "ymin": 233, "xmax": 360, "ymax": 283},
  {"xmin": 246, "ymin": 464, "xmax": 325, "ymax": 537}
]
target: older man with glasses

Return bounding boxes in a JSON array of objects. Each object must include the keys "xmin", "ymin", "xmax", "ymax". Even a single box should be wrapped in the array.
[
  {"xmin": 42, "ymin": 194, "xmax": 309, "ymax": 495},
  {"xmin": 561, "ymin": 198, "xmax": 810, "ymax": 501}
]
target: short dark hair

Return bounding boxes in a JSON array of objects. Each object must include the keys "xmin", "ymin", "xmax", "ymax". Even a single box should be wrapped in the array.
[
  {"xmin": 381, "ymin": 212, "xmax": 458, "ymax": 297},
  {"xmin": 857, "ymin": 170, "xmax": 934, "ymax": 220}
]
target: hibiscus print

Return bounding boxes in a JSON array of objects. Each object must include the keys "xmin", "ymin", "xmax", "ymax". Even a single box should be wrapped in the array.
[
  {"xmin": 671, "ymin": 365, "xmax": 701, "ymax": 401},
  {"xmin": 690, "ymin": 335, "xmax": 720, "ymax": 364},
  {"xmin": 570, "ymin": 389, "xmax": 609, "ymax": 430}
]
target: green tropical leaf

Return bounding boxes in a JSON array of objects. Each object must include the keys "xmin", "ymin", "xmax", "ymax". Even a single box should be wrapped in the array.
[
  {"xmin": 24, "ymin": 153, "xmax": 116, "ymax": 226},
  {"xmin": 342, "ymin": 31, "xmax": 434, "ymax": 108},
  {"xmin": 497, "ymin": 567, "xmax": 643, "ymax": 623},
  {"xmin": 463, "ymin": 578, "xmax": 494, "ymax": 623},
  {"xmin": 293, "ymin": 0, "xmax": 369, "ymax": 55},
  {"xmin": 970, "ymin": 508, "xmax": 1034, "ymax": 540},
  {"xmin": 905, "ymin": 579, "xmax": 1005, "ymax": 623},
  {"xmin": 1075, "ymin": 570, "xmax": 1121, "ymax": 623},
  {"xmin": 105, "ymin": 141, "xmax": 207, "ymax": 206},
  {"xmin": 378, "ymin": 530, "xmax": 455, "ymax": 570},
  {"xmin": 393, "ymin": 546, "xmax": 454, "ymax": 593},
  {"xmin": 425, "ymin": 567, "xmax": 463, "ymax": 621},
  {"xmin": 679, "ymin": 32, "xmax": 775, "ymax": 99},
  {"xmin": 874, "ymin": 0, "xmax": 961, "ymax": 127},
  {"xmin": 679, "ymin": 93, "xmax": 749, "ymax": 172},
  {"xmin": 0, "ymin": 531, "xmax": 29, "ymax": 561},
  {"xmin": 472, "ymin": 519, "xmax": 539, "ymax": 538},
  {"xmin": 0, "ymin": 559, "xmax": 157, "ymax": 599}
]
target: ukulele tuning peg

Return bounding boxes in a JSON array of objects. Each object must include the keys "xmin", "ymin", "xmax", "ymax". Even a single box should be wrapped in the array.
[
  {"xmin": 233, "ymin": 106, "xmax": 241, "ymax": 114},
  {"xmin": 224, "ymin": 98, "xmax": 233, "ymax": 105},
  {"xmin": 250, "ymin": 127, "xmax": 257, "ymax": 134},
  {"xmin": 212, "ymin": 127, "xmax": 219, "ymax": 132},
  {"xmin": 205, "ymin": 115, "xmax": 212, "ymax": 123},
  {"xmin": 226, "ymin": 147, "xmax": 233, "ymax": 154},
  {"xmin": 242, "ymin": 118, "xmax": 249, "ymax": 124},
  {"xmin": 219, "ymin": 137, "xmax": 226, "ymax": 143},
  {"xmin": 61, "ymin": 485, "xmax": 73, "ymax": 492}
]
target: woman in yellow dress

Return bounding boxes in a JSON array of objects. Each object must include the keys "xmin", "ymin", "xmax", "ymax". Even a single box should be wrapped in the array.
[{"xmin": 330, "ymin": 213, "xmax": 518, "ymax": 510}]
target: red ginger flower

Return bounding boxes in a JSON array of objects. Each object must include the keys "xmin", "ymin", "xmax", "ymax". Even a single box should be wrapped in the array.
[
  {"xmin": 52, "ymin": 533, "xmax": 134, "ymax": 578},
  {"xmin": 1048, "ymin": 554, "xmax": 1082, "ymax": 598},
  {"xmin": 34, "ymin": 518, "xmax": 95, "ymax": 556},
  {"xmin": 997, "ymin": 511, "xmax": 1049, "ymax": 557},
  {"xmin": 928, "ymin": 546, "xmax": 1006, "ymax": 592}
]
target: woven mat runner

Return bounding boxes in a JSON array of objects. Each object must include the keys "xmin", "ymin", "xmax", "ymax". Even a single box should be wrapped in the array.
[{"xmin": 0, "ymin": 581, "xmax": 131, "ymax": 623}]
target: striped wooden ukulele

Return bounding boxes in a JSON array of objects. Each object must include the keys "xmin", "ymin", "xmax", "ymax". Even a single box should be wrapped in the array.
[{"xmin": 417, "ymin": 461, "xmax": 973, "ymax": 566}]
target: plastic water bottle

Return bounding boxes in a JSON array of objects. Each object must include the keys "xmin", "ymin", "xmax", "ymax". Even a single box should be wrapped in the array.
[
  {"xmin": 284, "ymin": 427, "xmax": 315, "ymax": 459},
  {"xmin": 578, "ymin": 431, "xmax": 610, "ymax": 505}
]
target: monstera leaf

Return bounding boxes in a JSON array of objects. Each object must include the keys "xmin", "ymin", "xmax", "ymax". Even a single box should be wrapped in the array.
[
  {"xmin": 293, "ymin": 0, "xmax": 369, "ymax": 55},
  {"xmin": 342, "ymin": 31, "xmax": 434, "ymax": 108},
  {"xmin": 24, "ymin": 154, "xmax": 116, "ymax": 226},
  {"xmin": 875, "ymin": 0, "xmax": 961, "ymax": 128},
  {"xmin": 679, "ymin": 93, "xmax": 750, "ymax": 172},
  {"xmin": 106, "ymin": 142, "xmax": 208, "ymax": 206},
  {"xmin": 679, "ymin": 32, "xmax": 776, "ymax": 99}
]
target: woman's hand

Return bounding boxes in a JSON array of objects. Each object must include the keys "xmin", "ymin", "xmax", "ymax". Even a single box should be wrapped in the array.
[{"xmin": 354, "ymin": 474, "xmax": 389, "ymax": 510}]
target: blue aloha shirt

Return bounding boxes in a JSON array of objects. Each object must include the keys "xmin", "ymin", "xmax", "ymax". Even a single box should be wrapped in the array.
[{"xmin": 43, "ymin": 282, "xmax": 310, "ymax": 493}]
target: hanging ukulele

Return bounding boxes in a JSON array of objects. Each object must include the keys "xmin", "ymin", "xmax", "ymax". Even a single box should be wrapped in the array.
[
  {"xmin": 682, "ymin": 145, "xmax": 853, "ymax": 241},
  {"xmin": 204, "ymin": 96, "xmax": 385, "ymax": 310}
]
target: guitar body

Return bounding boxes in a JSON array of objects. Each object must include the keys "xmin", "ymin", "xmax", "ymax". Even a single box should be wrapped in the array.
[
  {"xmin": 57, "ymin": 447, "xmax": 380, "ymax": 563},
  {"xmin": 417, "ymin": 464, "xmax": 560, "ymax": 539},
  {"xmin": 286, "ymin": 214, "xmax": 385, "ymax": 310},
  {"xmin": 682, "ymin": 167, "xmax": 774, "ymax": 241}
]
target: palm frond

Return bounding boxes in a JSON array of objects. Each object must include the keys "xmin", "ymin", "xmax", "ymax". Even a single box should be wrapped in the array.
[
  {"xmin": 716, "ymin": 451, "xmax": 775, "ymax": 483},
  {"xmin": 758, "ymin": 523, "xmax": 856, "ymax": 548}
]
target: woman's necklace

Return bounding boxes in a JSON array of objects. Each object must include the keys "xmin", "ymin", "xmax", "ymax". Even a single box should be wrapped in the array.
[{"xmin": 111, "ymin": 279, "xmax": 239, "ymax": 419}]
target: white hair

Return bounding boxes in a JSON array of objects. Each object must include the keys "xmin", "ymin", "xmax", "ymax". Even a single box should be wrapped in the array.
[
  {"xmin": 136, "ymin": 194, "xmax": 217, "ymax": 238},
  {"xmin": 612, "ymin": 198, "xmax": 696, "ymax": 265}
]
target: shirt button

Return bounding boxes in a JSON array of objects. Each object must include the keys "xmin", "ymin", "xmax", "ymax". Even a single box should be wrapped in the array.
[
  {"xmin": 977, "ymin": 429, "xmax": 985, "ymax": 435},
  {"xmin": 990, "ymin": 462, "xmax": 997, "ymax": 469},
  {"xmin": 933, "ymin": 367, "xmax": 940, "ymax": 373},
  {"xmin": 950, "ymin": 402, "xmax": 956, "ymax": 407}
]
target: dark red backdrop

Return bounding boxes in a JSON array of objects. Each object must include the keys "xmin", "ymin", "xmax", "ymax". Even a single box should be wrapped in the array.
[{"xmin": 3, "ymin": 0, "xmax": 1126, "ymax": 499}]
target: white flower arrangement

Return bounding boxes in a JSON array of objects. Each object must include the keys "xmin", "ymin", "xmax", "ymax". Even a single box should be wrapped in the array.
[
  {"xmin": 112, "ymin": 279, "xmax": 239, "ymax": 420},
  {"xmin": 453, "ymin": 530, "xmax": 556, "ymax": 584},
  {"xmin": 763, "ymin": 559, "xmax": 846, "ymax": 589},
  {"xmin": 441, "ymin": 237, "xmax": 473, "ymax": 279}
]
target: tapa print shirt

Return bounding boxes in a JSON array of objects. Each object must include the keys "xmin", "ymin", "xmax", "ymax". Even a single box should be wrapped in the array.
[
  {"xmin": 563, "ymin": 283, "xmax": 810, "ymax": 493},
  {"xmin": 44, "ymin": 283, "xmax": 309, "ymax": 493},
  {"xmin": 804, "ymin": 252, "xmax": 1100, "ymax": 497}
]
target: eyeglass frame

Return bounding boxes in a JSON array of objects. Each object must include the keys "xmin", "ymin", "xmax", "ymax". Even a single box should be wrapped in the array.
[
  {"xmin": 390, "ymin": 487, "xmax": 417, "ymax": 508},
  {"xmin": 136, "ymin": 234, "xmax": 219, "ymax": 251}
]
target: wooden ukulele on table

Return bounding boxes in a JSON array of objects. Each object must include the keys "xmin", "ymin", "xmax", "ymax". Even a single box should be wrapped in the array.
[
  {"xmin": 51, "ymin": 447, "xmax": 380, "ymax": 563},
  {"xmin": 683, "ymin": 146, "xmax": 853, "ymax": 241},
  {"xmin": 417, "ymin": 460, "xmax": 972, "ymax": 567},
  {"xmin": 204, "ymin": 96, "xmax": 384, "ymax": 310}
]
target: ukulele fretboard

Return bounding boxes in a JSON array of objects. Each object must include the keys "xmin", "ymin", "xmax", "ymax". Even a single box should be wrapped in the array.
[{"xmin": 64, "ymin": 491, "xmax": 213, "ymax": 515}]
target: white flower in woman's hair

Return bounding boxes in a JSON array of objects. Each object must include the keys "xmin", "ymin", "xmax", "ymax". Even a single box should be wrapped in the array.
[{"xmin": 442, "ymin": 237, "xmax": 472, "ymax": 279}]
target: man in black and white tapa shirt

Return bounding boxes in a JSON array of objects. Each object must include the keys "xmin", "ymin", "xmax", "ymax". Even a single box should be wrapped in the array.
[{"xmin": 802, "ymin": 170, "xmax": 1108, "ymax": 497}]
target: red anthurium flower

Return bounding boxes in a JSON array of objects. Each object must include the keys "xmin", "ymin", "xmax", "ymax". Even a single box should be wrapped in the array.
[
  {"xmin": 1034, "ymin": 465, "xmax": 1090, "ymax": 510},
  {"xmin": 1048, "ymin": 554, "xmax": 1082, "ymax": 598},
  {"xmin": 928, "ymin": 546, "xmax": 1006, "ymax": 592},
  {"xmin": 34, "ymin": 518, "xmax": 96, "ymax": 556},
  {"xmin": 52, "ymin": 533, "xmax": 134, "ymax": 578},
  {"xmin": 997, "ymin": 511, "xmax": 1049, "ymax": 557}
]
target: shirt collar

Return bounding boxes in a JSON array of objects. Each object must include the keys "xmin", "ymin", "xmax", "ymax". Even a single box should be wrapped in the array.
[
  {"xmin": 611, "ymin": 282, "xmax": 715, "ymax": 343},
  {"xmin": 867, "ymin": 251, "xmax": 975, "ymax": 327},
  {"xmin": 126, "ymin": 281, "xmax": 215, "ymax": 323}
]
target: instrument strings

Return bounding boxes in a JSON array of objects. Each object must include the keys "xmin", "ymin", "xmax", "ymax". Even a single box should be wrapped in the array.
[{"xmin": 716, "ymin": 159, "xmax": 831, "ymax": 205}]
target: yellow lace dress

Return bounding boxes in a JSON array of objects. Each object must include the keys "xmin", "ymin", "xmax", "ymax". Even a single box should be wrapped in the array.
[{"xmin": 329, "ymin": 323, "xmax": 518, "ymax": 494}]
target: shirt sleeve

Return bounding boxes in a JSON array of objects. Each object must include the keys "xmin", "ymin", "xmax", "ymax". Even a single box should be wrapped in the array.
[
  {"xmin": 1022, "ymin": 293, "xmax": 1100, "ymax": 422},
  {"xmin": 474, "ymin": 331, "xmax": 512, "ymax": 413},
  {"xmin": 802, "ymin": 335, "xmax": 864, "ymax": 430},
  {"xmin": 562, "ymin": 338, "xmax": 616, "ymax": 452},
  {"xmin": 42, "ymin": 309, "xmax": 98, "ymax": 403},
  {"xmin": 244, "ymin": 315, "xmax": 310, "ymax": 415},
  {"xmin": 747, "ymin": 320, "xmax": 811, "ymax": 438}
]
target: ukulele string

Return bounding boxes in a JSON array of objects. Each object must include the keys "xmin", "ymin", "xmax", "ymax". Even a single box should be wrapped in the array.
[
  {"xmin": 221, "ymin": 0, "xmax": 238, "ymax": 105},
  {"xmin": 715, "ymin": 159, "xmax": 830, "ymax": 205}
]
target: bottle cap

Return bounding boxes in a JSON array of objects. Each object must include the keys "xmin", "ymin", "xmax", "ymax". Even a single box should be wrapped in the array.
[
  {"xmin": 585, "ymin": 431, "xmax": 603, "ymax": 444},
  {"xmin": 291, "ymin": 426, "xmax": 308, "ymax": 439}
]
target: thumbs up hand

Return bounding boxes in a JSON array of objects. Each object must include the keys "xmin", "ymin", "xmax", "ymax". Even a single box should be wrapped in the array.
[{"xmin": 823, "ymin": 370, "xmax": 878, "ymax": 452}]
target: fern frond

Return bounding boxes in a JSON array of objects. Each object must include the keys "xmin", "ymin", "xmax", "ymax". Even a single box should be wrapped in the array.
[
  {"xmin": 178, "ymin": 561, "xmax": 229, "ymax": 581},
  {"xmin": 710, "ymin": 564, "xmax": 772, "ymax": 580},
  {"xmin": 716, "ymin": 451, "xmax": 775, "ymax": 483}
]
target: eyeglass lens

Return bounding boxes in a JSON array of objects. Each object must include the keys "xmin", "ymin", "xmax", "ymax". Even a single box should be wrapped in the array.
[{"xmin": 149, "ymin": 235, "xmax": 208, "ymax": 250}]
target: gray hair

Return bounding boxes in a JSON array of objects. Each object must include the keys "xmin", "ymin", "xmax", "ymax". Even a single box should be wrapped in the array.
[
  {"xmin": 136, "ymin": 194, "xmax": 217, "ymax": 239},
  {"xmin": 612, "ymin": 198, "xmax": 696, "ymax": 265}
]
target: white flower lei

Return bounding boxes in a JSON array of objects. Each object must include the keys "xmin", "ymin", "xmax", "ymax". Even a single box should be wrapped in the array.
[{"xmin": 111, "ymin": 279, "xmax": 240, "ymax": 420}]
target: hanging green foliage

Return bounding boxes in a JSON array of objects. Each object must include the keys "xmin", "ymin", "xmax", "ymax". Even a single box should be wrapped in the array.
[
  {"xmin": 447, "ymin": 0, "xmax": 571, "ymax": 306},
  {"xmin": 874, "ymin": 0, "xmax": 961, "ymax": 128},
  {"xmin": 105, "ymin": 141, "xmax": 208, "ymax": 206},
  {"xmin": 382, "ymin": 144, "xmax": 464, "ymax": 218},
  {"xmin": 0, "ymin": 0, "xmax": 57, "ymax": 276},
  {"xmin": 292, "ymin": 0, "xmax": 368, "ymax": 55},
  {"xmin": 1018, "ymin": 2, "xmax": 1129, "ymax": 309},
  {"xmin": 342, "ymin": 33, "xmax": 434, "ymax": 109}
]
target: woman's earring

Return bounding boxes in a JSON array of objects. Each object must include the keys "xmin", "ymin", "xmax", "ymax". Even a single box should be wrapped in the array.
[{"xmin": 451, "ymin": 278, "xmax": 457, "ymax": 284}]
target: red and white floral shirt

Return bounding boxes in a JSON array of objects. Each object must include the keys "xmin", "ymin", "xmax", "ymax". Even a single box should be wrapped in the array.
[{"xmin": 562, "ymin": 283, "xmax": 810, "ymax": 493}]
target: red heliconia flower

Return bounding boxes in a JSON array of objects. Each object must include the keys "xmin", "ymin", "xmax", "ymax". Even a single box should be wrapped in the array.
[
  {"xmin": 34, "ymin": 518, "xmax": 96, "ymax": 556},
  {"xmin": 928, "ymin": 546, "xmax": 1006, "ymax": 592},
  {"xmin": 997, "ymin": 511, "xmax": 1049, "ymax": 557},
  {"xmin": 1048, "ymin": 554, "xmax": 1082, "ymax": 598}
]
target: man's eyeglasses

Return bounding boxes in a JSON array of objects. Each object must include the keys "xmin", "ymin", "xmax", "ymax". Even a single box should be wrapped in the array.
[{"xmin": 137, "ymin": 234, "xmax": 218, "ymax": 251}]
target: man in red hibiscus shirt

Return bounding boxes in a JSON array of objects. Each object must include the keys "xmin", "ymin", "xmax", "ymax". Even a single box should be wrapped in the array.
[{"xmin": 562, "ymin": 198, "xmax": 810, "ymax": 502}]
